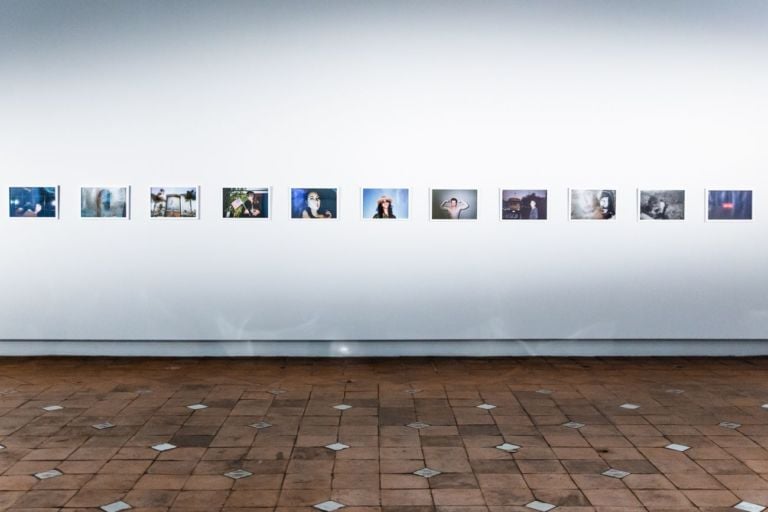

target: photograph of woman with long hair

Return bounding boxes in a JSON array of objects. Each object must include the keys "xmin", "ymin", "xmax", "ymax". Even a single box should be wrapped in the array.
[{"xmin": 291, "ymin": 188, "xmax": 337, "ymax": 219}]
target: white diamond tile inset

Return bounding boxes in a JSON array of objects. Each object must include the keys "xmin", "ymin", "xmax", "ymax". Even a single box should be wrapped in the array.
[
  {"xmin": 405, "ymin": 389, "xmax": 422, "ymax": 394},
  {"xmin": 249, "ymin": 421, "xmax": 272, "ymax": 429},
  {"xmin": 762, "ymin": 404, "xmax": 768, "ymax": 410},
  {"xmin": 224, "ymin": 469, "xmax": 253, "ymax": 480},
  {"xmin": 151, "ymin": 443, "xmax": 177, "ymax": 452},
  {"xmin": 325, "ymin": 443, "xmax": 350, "ymax": 451},
  {"xmin": 187, "ymin": 404, "xmax": 208, "ymax": 410},
  {"xmin": 620, "ymin": 403, "xmax": 640, "ymax": 410},
  {"xmin": 665, "ymin": 443, "xmax": 690, "ymax": 452},
  {"xmin": 100, "ymin": 501, "xmax": 132, "ymax": 512},
  {"xmin": 496, "ymin": 443, "xmax": 521, "ymax": 452},
  {"xmin": 34, "ymin": 469, "xmax": 62, "ymax": 480},
  {"xmin": 0, "ymin": 444, "xmax": 5, "ymax": 450},
  {"xmin": 666, "ymin": 388, "xmax": 685, "ymax": 394},
  {"xmin": 92, "ymin": 422, "xmax": 115, "ymax": 430},
  {"xmin": 333, "ymin": 404, "xmax": 353, "ymax": 411},
  {"xmin": 413, "ymin": 467, "xmax": 441, "ymax": 478},
  {"xmin": 268, "ymin": 389, "xmax": 287, "ymax": 395},
  {"xmin": 602, "ymin": 468, "xmax": 631, "ymax": 479},
  {"xmin": 477, "ymin": 403, "xmax": 497, "ymax": 410},
  {"xmin": 536, "ymin": 389, "xmax": 552, "ymax": 395},
  {"xmin": 719, "ymin": 421, "xmax": 742, "ymax": 430},
  {"xmin": 42, "ymin": 405, "xmax": 63, "ymax": 411},
  {"xmin": 314, "ymin": 500, "xmax": 345, "ymax": 512},
  {"xmin": 407, "ymin": 422, "xmax": 431, "ymax": 430},
  {"xmin": 735, "ymin": 501, "xmax": 767, "ymax": 512},
  {"xmin": 562, "ymin": 422, "xmax": 585, "ymax": 429},
  {"xmin": 526, "ymin": 501, "xmax": 556, "ymax": 512}
]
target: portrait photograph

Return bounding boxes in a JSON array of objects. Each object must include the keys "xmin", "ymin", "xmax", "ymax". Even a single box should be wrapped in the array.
[
  {"xmin": 707, "ymin": 189, "xmax": 753, "ymax": 221},
  {"xmin": 223, "ymin": 187, "xmax": 270, "ymax": 219},
  {"xmin": 570, "ymin": 189, "xmax": 616, "ymax": 220},
  {"xmin": 9, "ymin": 187, "xmax": 58, "ymax": 218},
  {"xmin": 81, "ymin": 187, "xmax": 129, "ymax": 218},
  {"xmin": 291, "ymin": 188, "xmax": 338, "ymax": 219},
  {"xmin": 150, "ymin": 187, "xmax": 199, "ymax": 218},
  {"xmin": 638, "ymin": 190, "xmax": 685, "ymax": 220},
  {"xmin": 501, "ymin": 189, "xmax": 547, "ymax": 220},
  {"xmin": 362, "ymin": 188, "xmax": 409, "ymax": 220},
  {"xmin": 431, "ymin": 189, "xmax": 478, "ymax": 220}
]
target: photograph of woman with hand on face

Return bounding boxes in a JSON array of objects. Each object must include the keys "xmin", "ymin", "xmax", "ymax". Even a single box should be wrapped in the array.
[{"xmin": 291, "ymin": 188, "xmax": 338, "ymax": 219}]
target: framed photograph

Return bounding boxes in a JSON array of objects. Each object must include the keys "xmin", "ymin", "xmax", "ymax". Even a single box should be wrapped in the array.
[
  {"xmin": 81, "ymin": 187, "xmax": 130, "ymax": 219},
  {"xmin": 706, "ymin": 189, "xmax": 753, "ymax": 221},
  {"xmin": 430, "ymin": 189, "xmax": 478, "ymax": 221},
  {"xmin": 291, "ymin": 188, "xmax": 338, "ymax": 219},
  {"xmin": 569, "ymin": 189, "xmax": 616, "ymax": 220},
  {"xmin": 361, "ymin": 188, "xmax": 409, "ymax": 220},
  {"xmin": 638, "ymin": 189, "xmax": 685, "ymax": 221},
  {"xmin": 9, "ymin": 186, "xmax": 59, "ymax": 218},
  {"xmin": 150, "ymin": 187, "xmax": 199, "ymax": 218},
  {"xmin": 223, "ymin": 187, "xmax": 270, "ymax": 219},
  {"xmin": 500, "ymin": 189, "xmax": 547, "ymax": 220}
]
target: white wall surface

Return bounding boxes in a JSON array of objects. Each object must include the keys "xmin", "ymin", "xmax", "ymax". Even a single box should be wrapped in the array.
[{"xmin": 1, "ymin": 0, "xmax": 767, "ymax": 344}]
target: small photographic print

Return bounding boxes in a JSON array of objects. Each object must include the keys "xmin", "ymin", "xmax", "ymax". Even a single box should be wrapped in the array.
[
  {"xmin": 223, "ymin": 188, "xmax": 269, "ymax": 219},
  {"xmin": 570, "ymin": 189, "xmax": 616, "ymax": 220},
  {"xmin": 81, "ymin": 187, "xmax": 129, "ymax": 218},
  {"xmin": 9, "ymin": 187, "xmax": 58, "ymax": 218},
  {"xmin": 431, "ymin": 189, "xmax": 478, "ymax": 220},
  {"xmin": 707, "ymin": 190, "xmax": 753, "ymax": 221},
  {"xmin": 150, "ymin": 187, "xmax": 199, "ymax": 218},
  {"xmin": 291, "ymin": 188, "xmax": 338, "ymax": 219},
  {"xmin": 639, "ymin": 190, "xmax": 684, "ymax": 220},
  {"xmin": 501, "ymin": 189, "xmax": 547, "ymax": 220},
  {"xmin": 362, "ymin": 188, "xmax": 409, "ymax": 220}
]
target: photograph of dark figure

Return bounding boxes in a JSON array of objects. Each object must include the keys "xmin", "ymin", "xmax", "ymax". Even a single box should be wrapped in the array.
[
  {"xmin": 501, "ymin": 190, "xmax": 547, "ymax": 220},
  {"xmin": 708, "ymin": 190, "xmax": 753, "ymax": 220}
]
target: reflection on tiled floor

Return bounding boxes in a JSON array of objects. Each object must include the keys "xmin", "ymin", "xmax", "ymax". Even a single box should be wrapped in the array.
[{"xmin": 0, "ymin": 357, "xmax": 767, "ymax": 511}]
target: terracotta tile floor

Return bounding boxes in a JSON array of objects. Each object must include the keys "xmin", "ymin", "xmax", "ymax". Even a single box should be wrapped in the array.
[{"xmin": 0, "ymin": 357, "xmax": 767, "ymax": 511}]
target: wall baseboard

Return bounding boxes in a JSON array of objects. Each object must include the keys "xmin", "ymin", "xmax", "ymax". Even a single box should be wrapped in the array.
[{"xmin": 0, "ymin": 340, "xmax": 766, "ymax": 357}]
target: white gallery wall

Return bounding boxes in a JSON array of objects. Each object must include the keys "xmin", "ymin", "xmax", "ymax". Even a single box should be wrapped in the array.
[{"xmin": 1, "ymin": 0, "xmax": 767, "ymax": 348}]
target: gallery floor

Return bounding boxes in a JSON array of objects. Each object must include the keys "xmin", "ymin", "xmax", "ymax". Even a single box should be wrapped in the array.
[{"xmin": 0, "ymin": 358, "xmax": 767, "ymax": 511}]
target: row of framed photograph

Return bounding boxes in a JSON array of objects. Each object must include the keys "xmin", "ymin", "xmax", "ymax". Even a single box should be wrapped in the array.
[{"xmin": 7, "ymin": 186, "xmax": 755, "ymax": 221}]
